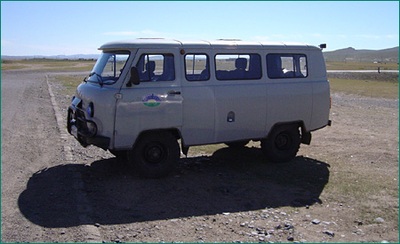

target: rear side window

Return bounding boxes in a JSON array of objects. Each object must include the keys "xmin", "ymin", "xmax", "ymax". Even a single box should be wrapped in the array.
[
  {"xmin": 267, "ymin": 54, "xmax": 308, "ymax": 79},
  {"xmin": 185, "ymin": 54, "xmax": 209, "ymax": 81},
  {"xmin": 136, "ymin": 54, "xmax": 175, "ymax": 82},
  {"xmin": 215, "ymin": 54, "xmax": 261, "ymax": 80}
]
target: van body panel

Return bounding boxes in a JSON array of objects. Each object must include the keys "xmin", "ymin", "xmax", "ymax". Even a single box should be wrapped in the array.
[
  {"xmin": 266, "ymin": 80, "xmax": 313, "ymax": 132},
  {"xmin": 69, "ymin": 81, "xmax": 118, "ymax": 148},
  {"xmin": 214, "ymin": 81, "xmax": 267, "ymax": 142},
  {"xmin": 311, "ymin": 80, "xmax": 331, "ymax": 130},
  {"xmin": 181, "ymin": 84, "xmax": 215, "ymax": 145},
  {"xmin": 114, "ymin": 84, "xmax": 183, "ymax": 149}
]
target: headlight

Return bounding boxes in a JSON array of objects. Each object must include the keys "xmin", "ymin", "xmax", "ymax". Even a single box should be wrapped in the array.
[{"xmin": 86, "ymin": 102, "xmax": 94, "ymax": 117}]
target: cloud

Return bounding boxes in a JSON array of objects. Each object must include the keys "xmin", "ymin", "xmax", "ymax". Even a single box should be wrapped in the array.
[
  {"xmin": 2, "ymin": 42, "xmax": 100, "ymax": 56},
  {"xmin": 1, "ymin": 39, "xmax": 13, "ymax": 46},
  {"xmin": 385, "ymin": 34, "xmax": 398, "ymax": 39},
  {"xmin": 102, "ymin": 29, "xmax": 166, "ymax": 38},
  {"xmin": 251, "ymin": 34, "xmax": 288, "ymax": 42},
  {"xmin": 354, "ymin": 34, "xmax": 398, "ymax": 40},
  {"xmin": 103, "ymin": 31, "xmax": 140, "ymax": 36},
  {"xmin": 311, "ymin": 33, "xmax": 323, "ymax": 38},
  {"xmin": 356, "ymin": 34, "xmax": 381, "ymax": 40},
  {"xmin": 252, "ymin": 36, "xmax": 271, "ymax": 41}
]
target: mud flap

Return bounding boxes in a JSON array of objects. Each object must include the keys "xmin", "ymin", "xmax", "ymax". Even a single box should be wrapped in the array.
[{"xmin": 301, "ymin": 131, "xmax": 312, "ymax": 145}]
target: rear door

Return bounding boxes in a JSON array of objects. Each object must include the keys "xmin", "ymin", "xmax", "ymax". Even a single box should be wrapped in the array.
[
  {"xmin": 213, "ymin": 53, "xmax": 267, "ymax": 142},
  {"xmin": 114, "ymin": 49, "xmax": 183, "ymax": 149}
]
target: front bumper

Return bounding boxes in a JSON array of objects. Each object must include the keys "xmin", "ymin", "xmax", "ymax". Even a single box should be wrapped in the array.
[{"xmin": 67, "ymin": 105, "xmax": 110, "ymax": 150}]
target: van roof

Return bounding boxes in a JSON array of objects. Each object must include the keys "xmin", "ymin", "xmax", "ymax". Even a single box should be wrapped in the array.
[{"xmin": 99, "ymin": 38, "xmax": 319, "ymax": 51}]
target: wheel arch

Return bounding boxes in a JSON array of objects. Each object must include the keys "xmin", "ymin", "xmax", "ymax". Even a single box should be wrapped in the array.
[
  {"xmin": 132, "ymin": 128, "xmax": 182, "ymax": 148},
  {"xmin": 267, "ymin": 121, "xmax": 311, "ymax": 145}
]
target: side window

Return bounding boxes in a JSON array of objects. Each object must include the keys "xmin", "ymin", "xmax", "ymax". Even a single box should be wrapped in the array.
[
  {"xmin": 267, "ymin": 54, "xmax": 308, "ymax": 79},
  {"xmin": 215, "ymin": 54, "xmax": 261, "ymax": 80},
  {"xmin": 136, "ymin": 54, "xmax": 175, "ymax": 82},
  {"xmin": 185, "ymin": 54, "xmax": 209, "ymax": 81}
]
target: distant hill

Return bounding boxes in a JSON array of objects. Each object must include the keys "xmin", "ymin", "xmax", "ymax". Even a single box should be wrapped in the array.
[
  {"xmin": 1, "ymin": 54, "xmax": 100, "ymax": 60},
  {"xmin": 323, "ymin": 47, "xmax": 398, "ymax": 63}
]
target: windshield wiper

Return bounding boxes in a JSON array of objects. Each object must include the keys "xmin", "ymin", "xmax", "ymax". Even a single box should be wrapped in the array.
[{"xmin": 85, "ymin": 72, "xmax": 104, "ymax": 86}]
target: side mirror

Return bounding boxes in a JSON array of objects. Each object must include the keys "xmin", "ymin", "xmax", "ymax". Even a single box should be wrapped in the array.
[{"xmin": 126, "ymin": 66, "xmax": 140, "ymax": 87}]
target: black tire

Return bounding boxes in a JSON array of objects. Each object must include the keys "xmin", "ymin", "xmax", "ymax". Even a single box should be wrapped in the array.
[
  {"xmin": 261, "ymin": 125, "xmax": 301, "ymax": 163},
  {"xmin": 127, "ymin": 131, "xmax": 180, "ymax": 178},
  {"xmin": 225, "ymin": 140, "xmax": 250, "ymax": 148}
]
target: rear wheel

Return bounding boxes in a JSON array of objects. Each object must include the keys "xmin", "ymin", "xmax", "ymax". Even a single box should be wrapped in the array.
[
  {"xmin": 128, "ymin": 131, "xmax": 180, "ymax": 178},
  {"xmin": 261, "ymin": 125, "xmax": 301, "ymax": 163}
]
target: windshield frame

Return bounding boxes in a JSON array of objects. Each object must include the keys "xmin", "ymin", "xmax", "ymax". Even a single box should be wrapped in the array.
[{"xmin": 87, "ymin": 51, "xmax": 130, "ymax": 85}]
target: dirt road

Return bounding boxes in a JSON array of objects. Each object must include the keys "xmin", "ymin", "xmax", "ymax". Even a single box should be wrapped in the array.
[
  {"xmin": 1, "ymin": 70, "xmax": 398, "ymax": 242},
  {"xmin": 1, "ymin": 70, "xmax": 93, "ymax": 241}
]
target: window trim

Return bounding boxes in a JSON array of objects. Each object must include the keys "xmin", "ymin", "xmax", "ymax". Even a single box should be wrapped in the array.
[
  {"xmin": 136, "ymin": 53, "xmax": 176, "ymax": 82},
  {"xmin": 184, "ymin": 53, "xmax": 210, "ymax": 82},
  {"xmin": 266, "ymin": 53, "xmax": 308, "ymax": 79},
  {"xmin": 214, "ymin": 53, "xmax": 262, "ymax": 81}
]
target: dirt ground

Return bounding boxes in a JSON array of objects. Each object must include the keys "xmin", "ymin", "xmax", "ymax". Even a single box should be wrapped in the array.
[{"xmin": 2, "ymin": 70, "xmax": 398, "ymax": 243}]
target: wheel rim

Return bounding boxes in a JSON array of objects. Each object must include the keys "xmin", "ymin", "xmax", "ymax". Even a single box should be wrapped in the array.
[
  {"xmin": 275, "ymin": 133, "xmax": 291, "ymax": 150},
  {"xmin": 144, "ymin": 143, "xmax": 166, "ymax": 164}
]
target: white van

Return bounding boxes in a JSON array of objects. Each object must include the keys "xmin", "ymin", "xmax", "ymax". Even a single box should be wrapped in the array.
[{"xmin": 67, "ymin": 38, "xmax": 331, "ymax": 178}]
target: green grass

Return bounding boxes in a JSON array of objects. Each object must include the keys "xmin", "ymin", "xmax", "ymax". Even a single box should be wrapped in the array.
[{"xmin": 329, "ymin": 78, "xmax": 398, "ymax": 99}]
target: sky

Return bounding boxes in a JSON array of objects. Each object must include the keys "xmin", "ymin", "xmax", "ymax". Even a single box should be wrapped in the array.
[{"xmin": 1, "ymin": 1, "xmax": 399, "ymax": 56}]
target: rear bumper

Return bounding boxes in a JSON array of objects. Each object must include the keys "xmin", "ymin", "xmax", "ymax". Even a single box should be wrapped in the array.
[{"xmin": 303, "ymin": 119, "xmax": 331, "ymax": 145}]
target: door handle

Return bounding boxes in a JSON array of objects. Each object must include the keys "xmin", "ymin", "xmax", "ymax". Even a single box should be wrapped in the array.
[{"xmin": 168, "ymin": 90, "xmax": 181, "ymax": 95}]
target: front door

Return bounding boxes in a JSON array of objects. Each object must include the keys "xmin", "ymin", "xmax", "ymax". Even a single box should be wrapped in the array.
[{"xmin": 114, "ymin": 50, "xmax": 183, "ymax": 149}]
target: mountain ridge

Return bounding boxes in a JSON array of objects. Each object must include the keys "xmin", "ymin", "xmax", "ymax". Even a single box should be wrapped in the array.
[{"xmin": 322, "ymin": 46, "xmax": 398, "ymax": 62}]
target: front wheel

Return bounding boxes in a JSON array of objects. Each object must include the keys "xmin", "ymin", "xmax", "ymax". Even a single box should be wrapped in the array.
[
  {"xmin": 128, "ymin": 131, "xmax": 180, "ymax": 178},
  {"xmin": 261, "ymin": 125, "xmax": 301, "ymax": 163}
]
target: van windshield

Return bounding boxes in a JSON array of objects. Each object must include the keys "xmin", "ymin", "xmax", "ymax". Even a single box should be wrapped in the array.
[{"xmin": 87, "ymin": 52, "xmax": 130, "ymax": 85}]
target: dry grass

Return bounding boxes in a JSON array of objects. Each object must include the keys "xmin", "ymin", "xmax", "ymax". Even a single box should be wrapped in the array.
[
  {"xmin": 1, "ymin": 59, "xmax": 95, "ymax": 71},
  {"xmin": 52, "ymin": 75, "xmax": 83, "ymax": 95},
  {"xmin": 326, "ymin": 61, "xmax": 398, "ymax": 70},
  {"xmin": 329, "ymin": 78, "xmax": 398, "ymax": 99}
]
